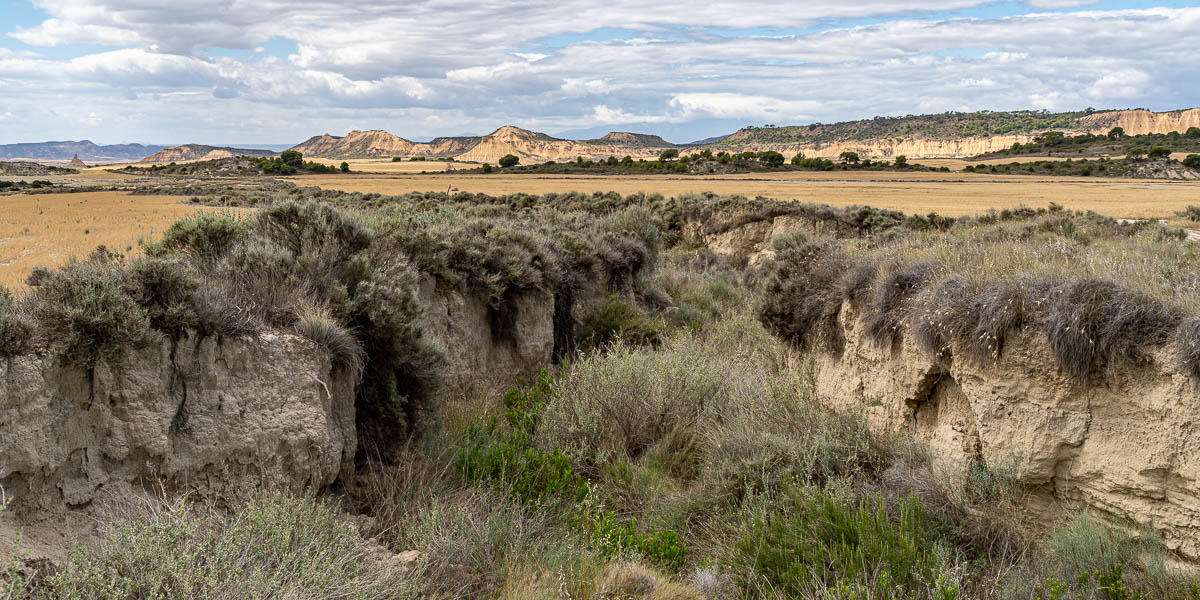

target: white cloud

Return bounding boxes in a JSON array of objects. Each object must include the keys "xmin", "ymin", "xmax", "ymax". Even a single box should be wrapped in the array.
[{"xmin": 0, "ymin": 3, "xmax": 1196, "ymax": 143}]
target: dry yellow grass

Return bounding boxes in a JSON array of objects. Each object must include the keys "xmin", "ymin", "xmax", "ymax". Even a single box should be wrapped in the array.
[
  {"xmin": 0, "ymin": 191, "xmax": 243, "ymax": 289},
  {"xmin": 291, "ymin": 170, "xmax": 1200, "ymax": 219}
]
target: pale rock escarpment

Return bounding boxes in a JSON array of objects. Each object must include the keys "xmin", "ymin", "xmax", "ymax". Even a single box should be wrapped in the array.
[
  {"xmin": 0, "ymin": 332, "xmax": 356, "ymax": 516},
  {"xmin": 415, "ymin": 274, "xmax": 556, "ymax": 385},
  {"xmin": 1076, "ymin": 108, "xmax": 1200, "ymax": 137},
  {"xmin": 809, "ymin": 300, "xmax": 1200, "ymax": 561}
]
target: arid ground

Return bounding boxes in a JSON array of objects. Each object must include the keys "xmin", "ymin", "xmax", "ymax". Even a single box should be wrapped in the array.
[{"xmin": 0, "ymin": 191, "xmax": 243, "ymax": 288}]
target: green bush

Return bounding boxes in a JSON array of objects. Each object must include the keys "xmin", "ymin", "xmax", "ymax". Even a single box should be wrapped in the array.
[
  {"xmin": 29, "ymin": 258, "xmax": 151, "ymax": 368},
  {"xmin": 1183, "ymin": 154, "xmax": 1200, "ymax": 169},
  {"xmin": 122, "ymin": 256, "xmax": 201, "ymax": 336},
  {"xmin": 586, "ymin": 510, "xmax": 686, "ymax": 569},
  {"xmin": 457, "ymin": 373, "xmax": 589, "ymax": 504},
  {"xmin": 40, "ymin": 491, "xmax": 404, "ymax": 599},
  {"xmin": 145, "ymin": 211, "xmax": 248, "ymax": 263},
  {"xmin": 498, "ymin": 154, "xmax": 519, "ymax": 168},
  {"xmin": 575, "ymin": 296, "xmax": 663, "ymax": 350},
  {"xmin": 735, "ymin": 490, "xmax": 948, "ymax": 596}
]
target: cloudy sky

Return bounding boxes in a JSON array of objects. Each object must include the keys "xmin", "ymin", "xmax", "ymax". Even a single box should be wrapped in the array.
[{"xmin": 0, "ymin": 0, "xmax": 1196, "ymax": 145}]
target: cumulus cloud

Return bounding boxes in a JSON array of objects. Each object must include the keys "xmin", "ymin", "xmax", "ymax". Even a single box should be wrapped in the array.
[{"xmin": 0, "ymin": 1, "xmax": 1196, "ymax": 143}]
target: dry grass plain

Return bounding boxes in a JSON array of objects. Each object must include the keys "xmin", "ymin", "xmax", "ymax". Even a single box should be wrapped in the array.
[
  {"xmin": 292, "ymin": 169, "xmax": 1200, "ymax": 220},
  {"xmin": 0, "ymin": 191, "xmax": 243, "ymax": 289}
]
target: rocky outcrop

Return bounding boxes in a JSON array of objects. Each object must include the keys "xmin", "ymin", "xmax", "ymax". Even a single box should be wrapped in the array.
[
  {"xmin": 140, "ymin": 144, "xmax": 274, "ymax": 163},
  {"xmin": 415, "ymin": 274, "xmax": 556, "ymax": 385},
  {"xmin": 807, "ymin": 300, "xmax": 1200, "ymax": 561},
  {"xmin": 66, "ymin": 155, "xmax": 87, "ymax": 169},
  {"xmin": 0, "ymin": 332, "xmax": 356, "ymax": 517}
]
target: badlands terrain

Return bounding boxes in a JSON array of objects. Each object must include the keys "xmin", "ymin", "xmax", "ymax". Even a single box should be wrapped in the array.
[{"xmin": 3, "ymin": 107, "xmax": 1200, "ymax": 599}]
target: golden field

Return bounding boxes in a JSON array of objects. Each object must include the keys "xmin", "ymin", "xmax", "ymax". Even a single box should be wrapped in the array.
[{"xmin": 0, "ymin": 191, "xmax": 242, "ymax": 289}]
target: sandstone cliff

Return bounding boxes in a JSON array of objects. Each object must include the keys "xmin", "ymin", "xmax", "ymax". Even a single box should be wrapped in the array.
[{"xmin": 1075, "ymin": 108, "xmax": 1200, "ymax": 136}]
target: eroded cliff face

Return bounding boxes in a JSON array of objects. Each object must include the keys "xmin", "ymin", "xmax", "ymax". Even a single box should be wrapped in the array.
[
  {"xmin": 0, "ymin": 332, "xmax": 356, "ymax": 517},
  {"xmin": 704, "ymin": 215, "xmax": 1200, "ymax": 560},
  {"xmin": 415, "ymin": 274, "xmax": 557, "ymax": 385},
  {"xmin": 810, "ymin": 299, "xmax": 1200, "ymax": 561}
]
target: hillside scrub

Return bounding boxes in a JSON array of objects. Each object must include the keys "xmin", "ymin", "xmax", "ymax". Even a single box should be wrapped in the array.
[
  {"xmin": 757, "ymin": 208, "xmax": 1200, "ymax": 379},
  {"xmin": 9, "ymin": 235, "xmax": 1200, "ymax": 599}
]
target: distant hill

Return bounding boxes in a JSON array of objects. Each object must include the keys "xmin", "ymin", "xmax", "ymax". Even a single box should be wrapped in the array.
[
  {"xmin": 709, "ymin": 108, "xmax": 1200, "ymax": 159},
  {"xmin": 0, "ymin": 140, "xmax": 168, "ymax": 162},
  {"xmin": 289, "ymin": 126, "xmax": 678, "ymax": 162},
  {"xmin": 140, "ymin": 144, "xmax": 276, "ymax": 163},
  {"xmin": 284, "ymin": 108, "xmax": 1200, "ymax": 162}
]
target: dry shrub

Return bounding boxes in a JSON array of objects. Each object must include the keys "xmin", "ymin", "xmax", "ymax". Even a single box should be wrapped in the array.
[
  {"xmin": 0, "ymin": 287, "xmax": 33, "ymax": 356},
  {"xmin": 538, "ymin": 336, "xmax": 730, "ymax": 472},
  {"xmin": 908, "ymin": 277, "xmax": 973, "ymax": 360},
  {"xmin": 863, "ymin": 261, "xmax": 937, "ymax": 349},
  {"xmin": 756, "ymin": 231, "xmax": 846, "ymax": 351},
  {"xmin": 38, "ymin": 490, "xmax": 407, "ymax": 600},
  {"xmin": 967, "ymin": 280, "xmax": 1034, "ymax": 362},
  {"xmin": 295, "ymin": 302, "xmax": 365, "ymax": 381},
  {"xmin": 1045, "ymin": 279, "xmax": 1177, "ymax": 379},
  {"xmin": 27, "ymin": 258, "xmax": 151, "ymax": 368},
  {"xmin": 1176, "ymin": 316, "xmax": 1200, "ymax": 377}
]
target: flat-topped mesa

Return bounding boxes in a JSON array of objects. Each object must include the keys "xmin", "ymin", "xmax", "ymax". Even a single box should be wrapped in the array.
[{"xmin": 140, "ymin": 144, "xmax": 274, "ymax": 163}]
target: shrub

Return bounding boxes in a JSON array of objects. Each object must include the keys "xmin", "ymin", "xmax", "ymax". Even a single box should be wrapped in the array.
[
  {"xmin": 295, "ymin": 303, "xmax": 365, "ymax": 379},
  {"xmin": 122, "ymin": 256, "xmax": 201, "ymax": 336},
  {"xmin": 863, "ymin": 261, "xmax": 937, "ymax": 349},
  {"xmin": 457, "ymin": 372, "xmax": 589, "ymax": 504},
  {"xmin": 756, "ymin": 231, "xmax": 846, "ymax": 350},
  {"xmin": 538, "ymin": 337, "xmax": 728, "ymax": 472},
  {"xmin": 28, "ymin": 258, "xmax": 151, "ymax": 368},
  {"xmin": 1046, "ymin": 511, "xmax": 1166, "ymax": 595},
  {"xmin": 1183, "ymin": 154, "xmax": 1200, "ymax": 169},
  {"xmin": 498, "ymin": 154, "xmax": 519, "ymax": 168},
  {"xmin": 481, "ymin": 163, "xmax": 494, "ymax": 173},
  {"xmin": 340, "ymin": 161, "xmax": 350, "ymax": 172},
  {"xmin": 1146, "ymin": 146, "xmax": 1171, "ymax": 159},
  {"xmin": 575, "ymin": 296, "xmax": 663, "ymax": 350},
  {"xmin": 40, "ymin": 491, "xmax": 404, "ymax": 599},
  {"xmin": 586, "ymin": 511, "xmax": 686, "ymax": 569},
  {"xmin": 1044, "ymin": 280, "xmax": 1177, "ymax": 378},
  {"xmin": 145, "ymin": 211, "xmax": 248, "ymax": 263},
  {"xmin": 0, "ymin": 286, "xmax": 33, "ymax": 356},
  {"xmin": 735, "ymin": 490, "xmax": 948, "ymax": 596}
]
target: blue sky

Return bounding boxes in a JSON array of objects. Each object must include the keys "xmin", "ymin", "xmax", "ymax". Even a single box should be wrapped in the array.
[{"xmin": 0, "ymin": 0, "xmax": 1196, "ymax": 145}]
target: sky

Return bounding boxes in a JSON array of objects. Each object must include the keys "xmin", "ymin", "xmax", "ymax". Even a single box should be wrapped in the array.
[{"xmin": 0, "ymin": 0, "xmax": 1196, "ymax": 145}]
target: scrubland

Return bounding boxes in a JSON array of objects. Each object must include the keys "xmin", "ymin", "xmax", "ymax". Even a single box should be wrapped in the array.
[{"xmin": 3, "ymin": 187, "xmax": 1200, "ymax": 599}]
